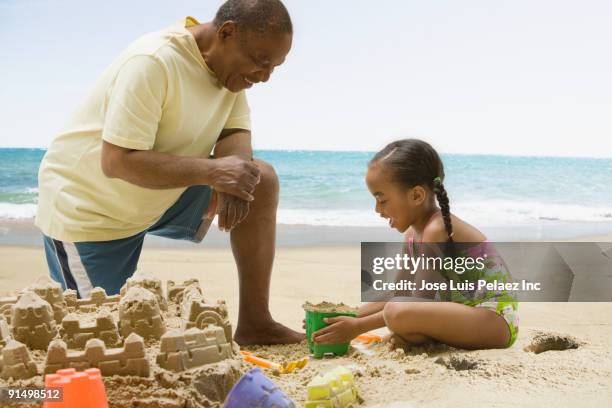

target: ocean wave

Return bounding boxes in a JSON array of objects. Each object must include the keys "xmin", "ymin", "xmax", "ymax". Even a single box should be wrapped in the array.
[
  {"xmin": 277, "ymin": 202, "xmax": 612, "ymax": 226},
  {"xmin": 1, "ymin": 201, "xmax": 611, "ymax": 226},
  {"xmin": 0, "ymin": 203, "xmax": 37, "ymax": 219}
]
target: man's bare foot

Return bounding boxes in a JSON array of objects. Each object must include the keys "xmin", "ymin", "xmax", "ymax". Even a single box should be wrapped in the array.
[{"xmin": 234, "ymin": 320, "xmax": 306, "ymax": 346}]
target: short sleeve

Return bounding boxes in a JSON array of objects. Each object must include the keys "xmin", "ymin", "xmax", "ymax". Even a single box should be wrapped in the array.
[
  {"xmin": 102, "ymin": 55, "xmax": 167, "ymax": 150},
  {"xmin": 223, "ymin": 90, "xmax": 251, "ymax": 130}
]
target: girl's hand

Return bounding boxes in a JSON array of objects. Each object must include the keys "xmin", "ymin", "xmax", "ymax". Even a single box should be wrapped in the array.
[{"xmin": 312, "ymin": 316, "xmax": 361, "ymax": 344}]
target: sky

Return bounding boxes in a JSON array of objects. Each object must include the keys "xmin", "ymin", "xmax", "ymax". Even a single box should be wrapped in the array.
[{"xmin": 1, "ymin": 0, "xmax": 611, "ymax": 157}]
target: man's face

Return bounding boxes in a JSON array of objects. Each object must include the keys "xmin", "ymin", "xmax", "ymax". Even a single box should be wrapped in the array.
[{"xmin": 216, "ymin": 23, "xmax": 292, "ymax": 92}]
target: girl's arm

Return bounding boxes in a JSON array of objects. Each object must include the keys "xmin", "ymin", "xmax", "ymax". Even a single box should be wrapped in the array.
[
  {"xmin": 313, "ymin": 311, "xmax": 385, "ymax": 344},
  {"xmin": 355, "ymin": 310, "xmax": 386, "ymax": 332},
  {"xmin": 357, "ymin": 301, "xmax": 386, "ymax": 317}
]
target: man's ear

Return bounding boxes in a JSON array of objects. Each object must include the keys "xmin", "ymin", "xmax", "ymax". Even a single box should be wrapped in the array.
[
  {"xmin": 218, "ymin": 21, "xmax": 238, "ymax": 40},
  {"xmin": 412, "ymin": 185, "xmax": 427, "ymax": 205}
]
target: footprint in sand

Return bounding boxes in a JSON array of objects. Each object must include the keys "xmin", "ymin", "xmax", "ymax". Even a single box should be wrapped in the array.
[{"xmin": 523, "ymin": 332, "xmax": 582, "ymax": 354}]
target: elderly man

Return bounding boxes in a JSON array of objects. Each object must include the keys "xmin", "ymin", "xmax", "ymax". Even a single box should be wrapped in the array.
[{"xmin": 35, "ymin": 0, "xmax": 303, "ymax": 345}]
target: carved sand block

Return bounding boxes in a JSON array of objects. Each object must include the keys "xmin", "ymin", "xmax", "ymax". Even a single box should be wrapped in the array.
[
  {"xmin": 0, "ymin": 317, "xmax": 11, "ymax": 348},
  {"xmin": 60, "ymin": 312, "xmax": 120, "ymax": 349},
  {"xmin": 119, "ymin": 287, "xmax": 166, "ymax": 340},
  {"xmin": 10, "ymin": 291, "xmax": 58, "ymax": 350},
  {"xmin": 45, "ymin": 332, "xmax": 150, "ymax": 377},
  {"xmin": 28, "ymin": 277, "xmax": 67, "ymax": 323},
  {"xmin": 0, "ymin": 296, "xmax": 17, "ymax": 324},
  {"xmin": 156, "ymin": 326, "xmax": 233, "ymax": 372},
  {"xmin": 167, "ymin": 279, "xmax": 201, "ymax": 303},
  {"xmin": 180, "ymin": 284, "xmax": 232, "ymax": 342},
  {"xmin": 0, "ymin": 339, "xmax": 38, "ymax": 380},
  {"xmin": 120, "ymin": 272, "xmax": 167, "ymax": 311},
  {"xmin": 64, "ymin": 287, "xmax": 121, "ymax": 312}
]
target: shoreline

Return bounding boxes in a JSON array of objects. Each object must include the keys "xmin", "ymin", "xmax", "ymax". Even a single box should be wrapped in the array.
[{"xmin": 1, "ymin": 217, "xmax": 611, "ymax": 247}]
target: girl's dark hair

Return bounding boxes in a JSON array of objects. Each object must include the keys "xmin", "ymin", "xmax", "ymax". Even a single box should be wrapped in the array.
[{"xmin": 370, "ymin": 138, "xmax": 454, "ymax": 242}]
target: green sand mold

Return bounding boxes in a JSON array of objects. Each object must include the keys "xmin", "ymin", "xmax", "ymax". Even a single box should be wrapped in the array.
[{"xmin": 303, "ymin": 302, "xmax": 357, "ymax": 358}]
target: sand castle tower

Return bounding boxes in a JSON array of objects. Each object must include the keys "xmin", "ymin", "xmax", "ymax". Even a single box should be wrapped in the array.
[
  {"xmin": 120, "ymin": 271, "xmax": 168, "ymax": 311},
  {"xmin": 0, "ymin": 339, "xmax": 38, "ymax": 380},
  {"xmin": 28, "ymin": 276, "xmax": 67, "ymax": 323},
  {"xmin": 180, "ymin": 283, "xmax": 232, "ymax": 342},
  {"xmin": 10, "ymin": 291, "xmax": 58, "ymax": 350},
  {"xmin": 119, "ymin": 287, "xmax": 166, "ymax": 340}
]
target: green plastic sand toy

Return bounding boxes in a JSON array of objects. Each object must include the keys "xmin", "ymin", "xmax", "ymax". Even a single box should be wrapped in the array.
[{"xmin": 304, "ymin": 302, "xmax": 357, "ymax": 358}]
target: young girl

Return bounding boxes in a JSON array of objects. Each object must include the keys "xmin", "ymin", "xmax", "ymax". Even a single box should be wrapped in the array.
[{"xmin": 312, "ymin": 139, "xmax": 519, "ymax": 350}]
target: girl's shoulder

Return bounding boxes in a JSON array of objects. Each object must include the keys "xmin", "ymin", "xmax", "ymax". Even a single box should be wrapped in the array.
[{"xmin": 423, "ymin": 212, "xmax": 487, "ymax": 243}]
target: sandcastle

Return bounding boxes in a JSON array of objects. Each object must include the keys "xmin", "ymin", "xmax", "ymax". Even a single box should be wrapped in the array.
[
  {"xmin": 0, "ymin": 339, "xmax": 38, "ymax": 380},
  {"xmin": 0, "ymin": 318, "xmax": 38, "ymax": 380},
  {"xmin": 119, "ymin": 287, "xmax": 166, "ymax": 340},
  {"xmin": 64, "ymin": 287, "xmax": 121, "ymax": 312},
  {"xmin": 156, "ymin": 326, "xmax": 234, "ymax": 372},
  {"xmin": 0, "ymin": 296, "xmax": 17, "ymax": 324},
  {"xmin": 60, "ymin": 311, "xmax": 121, "ymax": 348},
  {"xmin": 180, "ymin": 283, "xmax": 233, "ymax": 342},
  {"xmin": 0, "ymin": 274, "xmax": 243, "ymax": 407},
  {"xmin": 0, "ymin": 317, "xmax": 11, "ymax": 347},
  {"xmin": 28, "ymin": 276, "xmax": 68, "ymax": 323},
  {"xmin": 10, "ymin": 291, "xmax": 58, "ymax": 350},
  {"xmin": 45, "ymin": 332, "xmax": 150, "ymax": 376},
  {"xmin": 167, "ymin": 278, "xmax": 200, "ymax": 302},
  {"xmin": 120, "ymin": 271, "xmax": 168, "ymax": 311}
]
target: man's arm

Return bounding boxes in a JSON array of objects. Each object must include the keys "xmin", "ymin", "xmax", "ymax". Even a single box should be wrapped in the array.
[
  {"xmin": 208, "ymin": 128, "xmax": 257, "ymax": 230},
  {"xmin": 212, "ymin": 128, "xmax": 253, "ymax": 160},
  {"xmin": 101, "ymin": 140, "xmax": 259, "ymax": 201}
]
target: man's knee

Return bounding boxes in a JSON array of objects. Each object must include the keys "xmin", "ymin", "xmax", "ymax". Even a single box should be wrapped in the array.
[{"xmin": 253, "ymin": 159, "xmax": 279, "ymax": 199}]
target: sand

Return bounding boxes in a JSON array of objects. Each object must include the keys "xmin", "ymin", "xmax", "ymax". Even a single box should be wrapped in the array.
[{"xmin": 1, "ymin": 246, "xmax": 612, "ymax": 407}]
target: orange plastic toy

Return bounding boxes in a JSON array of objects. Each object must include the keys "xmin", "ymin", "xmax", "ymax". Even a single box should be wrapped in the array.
[
  {"xmin": 44, "ymin": 368, "xmax": 108, "ymax": 408},
  {"xmin": 354, "ymin": 333, "xmax": 382, "ymax": 344},
  {"xmin": 241, "ymin": 350, "xmax": 308, "ymax": 374}
]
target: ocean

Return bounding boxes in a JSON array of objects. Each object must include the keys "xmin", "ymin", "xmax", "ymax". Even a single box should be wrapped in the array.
[{"xmin": 1, "ymin": 148, "xmax": 612, "ymax": 229}]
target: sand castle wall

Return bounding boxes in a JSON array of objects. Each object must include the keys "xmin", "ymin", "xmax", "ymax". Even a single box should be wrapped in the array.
[
  {"xmin": 60, "ymin": 312, "xmax": 121, "ymax": 348},
  {"xmin": 45, "ymin": 332, "xmax": 150, "ymax": 377},
  {"xmin": 64, "ymin": 287, "xmax": 121, "ymax": 312},
  {"xmin": 156, "ymin": 326, "xmax": 233, "ymax": 372},
  {"xmin": 0, "ymin": 317, "xmax": 11, "ymax": 348}
]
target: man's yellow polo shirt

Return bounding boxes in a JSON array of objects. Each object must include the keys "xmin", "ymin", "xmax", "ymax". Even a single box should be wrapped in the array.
[{"xmin": 35, "ymin": 17, "xmax": 251, "ymax": 242}]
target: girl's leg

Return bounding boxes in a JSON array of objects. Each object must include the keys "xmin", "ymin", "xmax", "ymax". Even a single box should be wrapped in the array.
[{"xmin": 383, "ymin": 301, "xmax": 510, "ymax": 349}]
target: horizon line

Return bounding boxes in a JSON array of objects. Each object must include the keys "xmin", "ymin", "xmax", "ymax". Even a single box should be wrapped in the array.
[{"xmin": 0, "ymin": 146, "xmax": 610, "ymax": 160}]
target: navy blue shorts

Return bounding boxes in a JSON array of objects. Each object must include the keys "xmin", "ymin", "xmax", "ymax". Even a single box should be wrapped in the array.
[{"xmin": 43, "ymin": 185, "xmax": 212, "ymax": 297}]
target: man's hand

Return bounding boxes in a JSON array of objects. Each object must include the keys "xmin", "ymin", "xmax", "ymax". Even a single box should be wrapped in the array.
[
  {"xmin": 207, "ymin": 190, "xmax": 250, "ymax": 232},
  {"xmin": 209, "ymin": 156, "xmax": 261, "ymax": 201},
  {"xmin": 312, "ymin": 316, "xmax": 363, "ymax": 344}
]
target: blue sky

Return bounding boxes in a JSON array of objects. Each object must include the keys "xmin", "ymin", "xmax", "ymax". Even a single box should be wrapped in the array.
[{"xmin": 1, "ymin": 0, "xmax": 611, "ymax": 157}]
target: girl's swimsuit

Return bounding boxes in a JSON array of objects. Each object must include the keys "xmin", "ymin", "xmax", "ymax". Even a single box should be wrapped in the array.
[{"xmin": 406, "ymin": 211, "xmax": 519, "ymax": 348}]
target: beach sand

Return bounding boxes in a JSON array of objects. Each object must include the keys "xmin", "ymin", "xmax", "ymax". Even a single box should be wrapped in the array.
[{"xmin": 1, "ymin": 244, "xmax": 611, "ymax": 407}]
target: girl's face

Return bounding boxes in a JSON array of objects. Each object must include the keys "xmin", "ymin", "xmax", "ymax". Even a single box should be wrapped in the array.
[{"xmin": 365, "ymin": 164, "xmax": 425, "ymax": 233}]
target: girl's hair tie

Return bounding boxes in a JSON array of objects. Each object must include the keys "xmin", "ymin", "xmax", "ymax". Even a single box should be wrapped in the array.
[{"xmin": 433, "ymin": 176, "xmax": 442, "ymax": 185}]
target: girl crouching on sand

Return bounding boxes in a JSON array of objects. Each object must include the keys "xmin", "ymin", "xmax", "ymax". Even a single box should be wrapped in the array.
[{"xmin": 312, "ymin": 139, "xmax": 519, "ymax": 350}]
